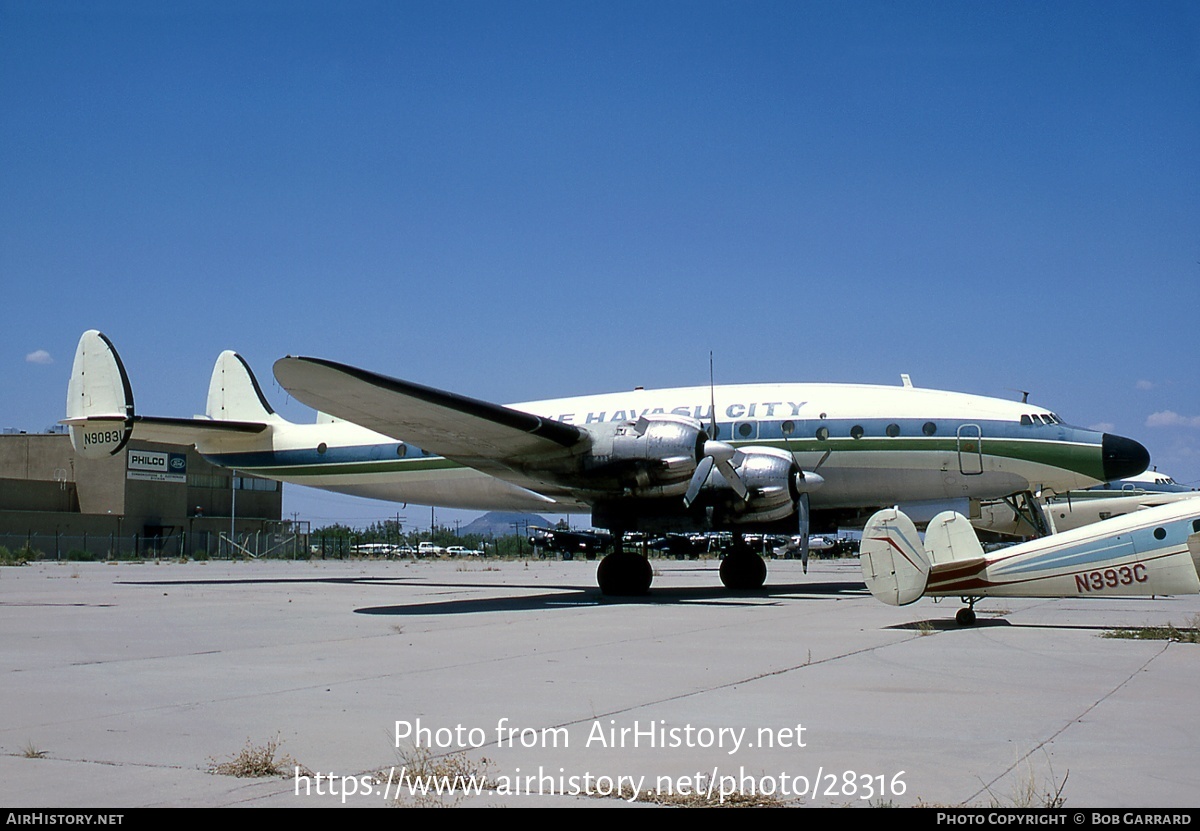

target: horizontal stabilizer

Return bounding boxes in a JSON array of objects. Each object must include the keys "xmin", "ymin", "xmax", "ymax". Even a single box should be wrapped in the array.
[{"xmin": 860, "ymin": 508, "xmax": 929, "ymax": 605}]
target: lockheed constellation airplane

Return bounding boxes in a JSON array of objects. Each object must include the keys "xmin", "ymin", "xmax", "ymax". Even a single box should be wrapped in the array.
[{"xmin": 64, "ymin": 331, "xmax": 1149, "ymax": 595}]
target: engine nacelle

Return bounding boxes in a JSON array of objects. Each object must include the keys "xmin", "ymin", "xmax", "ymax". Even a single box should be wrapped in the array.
[{"xmin": 581, "ymin": 414, "xmax": 706, "ymax": 498}]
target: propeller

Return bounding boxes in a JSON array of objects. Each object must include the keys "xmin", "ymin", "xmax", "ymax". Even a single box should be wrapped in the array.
[{"xmin": 683, "ymin": 439, "xmax": 749, "ymax": 507}]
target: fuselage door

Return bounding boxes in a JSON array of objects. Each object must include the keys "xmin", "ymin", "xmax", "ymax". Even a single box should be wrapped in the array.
[{"xmin": 957, "ymin": 424, "xmax": 983, "ymax": 476}]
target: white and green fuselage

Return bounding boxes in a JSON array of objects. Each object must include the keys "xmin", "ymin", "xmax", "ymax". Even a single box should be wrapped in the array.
[
  {"xmin": 66, "ymin": 331, "xmax": 1148, "ymax": 524},
  {"xmin": 196, "ymin": 383, "xmax": 1132, "ymax": 514}
]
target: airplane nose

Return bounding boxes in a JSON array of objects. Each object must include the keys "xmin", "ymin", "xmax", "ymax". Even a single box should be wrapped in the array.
[{"xmin": 1102, "ymin": 433, "xmax": 1150, "ymax": 482}]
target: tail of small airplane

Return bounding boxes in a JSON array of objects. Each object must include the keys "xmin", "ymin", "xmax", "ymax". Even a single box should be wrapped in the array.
[
  {"xmin": 860, "ymin": 508, "xmax": 991, "ymax": 606},
  {"xmin": 64, "ymin": 331, "xmax": 276, "ymax": 459},
  {"xmin": 860, "ymin": 509, "xmax": 930, "ymax": 605},
  {"xmin": 922, "ymin": 510, "xmax": 986, "ymax": 566}
]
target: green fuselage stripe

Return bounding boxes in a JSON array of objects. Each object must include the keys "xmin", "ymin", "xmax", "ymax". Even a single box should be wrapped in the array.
[{"xmin": 227, "ymin": 436, "xmax": 1102, "ymax": 480}]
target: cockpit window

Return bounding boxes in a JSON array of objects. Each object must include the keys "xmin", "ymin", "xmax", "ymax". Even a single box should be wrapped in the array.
[{"xmin": 1020, "ymin": 414, "xmax": 1033, "ymax": 426}]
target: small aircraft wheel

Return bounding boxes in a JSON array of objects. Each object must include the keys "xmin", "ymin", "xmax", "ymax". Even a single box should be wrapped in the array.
[
  {"xmin": 955, "ymin": 607, "xmax": 977, "ymax": 627},
  {"xmin": 719, "ymin": 551, "xmax": 767, "ymax": 590},
  {"xmin": 596, "ymin": 551, "xmax": 653, "ymax": 596}
]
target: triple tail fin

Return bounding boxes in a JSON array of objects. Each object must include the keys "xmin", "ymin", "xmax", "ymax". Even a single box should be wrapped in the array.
[
  {"xmin": 64, "ymin": 330, "xmax": 135, "ymax": 458},
  {"xmin": 206, "ymin": 350, "xmax": 285, "ymax": 424},
  {"xmin": 63, "ymin": 331, "xmax": 271, "ymax": 458}
]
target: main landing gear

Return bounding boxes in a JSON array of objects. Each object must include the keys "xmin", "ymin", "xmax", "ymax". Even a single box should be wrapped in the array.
[
  {"xmin": 718, "ymin": 534, "xmax": 767, "ymax": 591},
  {"xmin": 596, "ymin": 532, "xmax": 770, "ymax": 595},
  {"xmin": 596, "ymin": 543, "xmax": 653, "ymax": 596},
  {"xmin": 955, "ymin": 597, "xmax": 982, "ymax": 626}
]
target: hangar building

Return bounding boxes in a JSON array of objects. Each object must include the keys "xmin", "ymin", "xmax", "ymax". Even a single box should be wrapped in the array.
[{"xmin": 0, "ymin": 430, "xmax": 291, "ymax": 559}]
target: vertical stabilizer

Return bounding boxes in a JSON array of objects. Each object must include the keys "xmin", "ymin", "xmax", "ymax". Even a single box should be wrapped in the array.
[
  {"xmin": 206, "ymin": 351, "xmax": 280, "ymax": 423},
  {"xmin": 860, "ymin": 508, "xmax": 929, "ymax": 605},
  {"xmin": 923, "ymin": 511, "xmax": 986, "ymax": 565},
  {"xmin": 65, "ymin": 330, "xmax": 135, "ymax": 457}
]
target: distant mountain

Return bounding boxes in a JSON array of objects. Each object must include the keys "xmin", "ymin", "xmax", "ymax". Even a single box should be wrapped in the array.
[{"xmin": 460, "ymin": 511, "xmax": 554, "ymax": 538}]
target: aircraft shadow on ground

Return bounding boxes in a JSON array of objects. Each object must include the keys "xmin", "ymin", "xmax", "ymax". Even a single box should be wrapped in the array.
[
  {"xmin": 885, "ymin": 618, "xmax": 1155, "ymax": 633},
  {"xmin": 887, "ymin": 618, "xmax": 1013, "ymax": 632},
  {"xmin": 354, "ymin": 580, "xmax": 867, "ymax": 616},
  {"xmin": 110, "ymin": 576, "xmax": 1140, "ymax": 631},
  {"xmin": 115, "ymin": 575, "xmax": 866, "ymax": 615}
]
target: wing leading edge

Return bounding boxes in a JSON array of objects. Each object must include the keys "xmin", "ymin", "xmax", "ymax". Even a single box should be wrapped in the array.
[{"xmin": 272, "ymin": 356, "xmax": 586, "ymax": 481}]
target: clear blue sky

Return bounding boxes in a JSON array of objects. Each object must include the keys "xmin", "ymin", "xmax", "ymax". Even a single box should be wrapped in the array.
[{"xmin": 3, "ymin": 1, "xmax": 1198, "ymax": 528}]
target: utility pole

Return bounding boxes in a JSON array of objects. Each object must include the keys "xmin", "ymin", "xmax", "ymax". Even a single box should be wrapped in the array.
[{"xmin": 230, "ymin": 469, "xmax": 237, "ymax": 557}]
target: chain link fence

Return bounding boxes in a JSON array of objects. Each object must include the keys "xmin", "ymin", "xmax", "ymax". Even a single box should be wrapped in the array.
[{"xmin": 0, "ymin": 523, "xmax": 310, "ymax": 562}]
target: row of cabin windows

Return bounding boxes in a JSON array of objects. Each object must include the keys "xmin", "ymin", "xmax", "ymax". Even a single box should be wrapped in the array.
[{"xmin": 722, "ymin": 421, "xmax": 942, "ymax": 440}]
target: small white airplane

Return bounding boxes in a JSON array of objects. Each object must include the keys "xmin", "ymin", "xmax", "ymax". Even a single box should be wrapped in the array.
[
  {"xmin": 64, "ymin": 330, "xmax": 1150, "ymax": 595},
  {"xmin": 861, "ymin": 498, "xmax": 1200, "ymax": 625}
]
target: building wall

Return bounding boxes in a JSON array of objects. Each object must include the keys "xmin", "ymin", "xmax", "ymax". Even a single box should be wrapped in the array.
[{"xmin": 0, "ymin": 433, "xmax": 281, "ymax": 537}]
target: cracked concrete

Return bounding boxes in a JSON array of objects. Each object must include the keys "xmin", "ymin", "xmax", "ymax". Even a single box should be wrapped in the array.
[{"xmin": 2, "ymin": 557, "xmax": 1197, "ymax": 807}]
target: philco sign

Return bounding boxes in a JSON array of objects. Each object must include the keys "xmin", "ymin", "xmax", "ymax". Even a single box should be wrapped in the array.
[{"xmin": 126, "ymin": 450, "xmax": 187, "ymax": 483}]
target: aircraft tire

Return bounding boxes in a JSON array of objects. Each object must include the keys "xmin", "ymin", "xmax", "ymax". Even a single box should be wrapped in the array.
[
  {"xmin": 596, "ymin": 552, "xmax": 653, "ymax": 596},
  {"xmin": 719, "ymin": 551, "xmax": 767, "ymax": 590},
  {"xmin": 955, "ymin": 607, "xmax": 977, "ymax": 627}
]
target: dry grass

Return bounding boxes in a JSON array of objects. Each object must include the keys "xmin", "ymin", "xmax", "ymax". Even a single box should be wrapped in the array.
[
  {"xmin": 21, "ymin": 741, "xmax": 47, "ymax": 759},
  {"xmin": 207, "ymin": 735, "xmax": 310, "ymax": 778},
  {"xmin": 385, "ymin": 746, "xmax": 495, "ymax": 808},
  {"xmin": 1103, "ymin": 614, "xmax": 1200, "ymax": 644},
  {"xmin": 984, "ymin": 754, "xmax": 1068, "ymax": 809}
]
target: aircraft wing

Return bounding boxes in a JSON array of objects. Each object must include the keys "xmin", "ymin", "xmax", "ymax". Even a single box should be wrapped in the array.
[{"xmin": 273, "ymin": 356, "xmax": 587, "ymax": 480}]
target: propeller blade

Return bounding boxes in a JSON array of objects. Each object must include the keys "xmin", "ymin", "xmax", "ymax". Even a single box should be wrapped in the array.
[
  {"xmin": 796, "ymin": 493, "xmax": 811, "ymax": 574},
  {"xmin": 714, "ymin": 458, "xmax": 750, "ymax": 501},
  {"xmin": 683, "ymin": 456, "xmax": 715, "ymax": 507}
]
